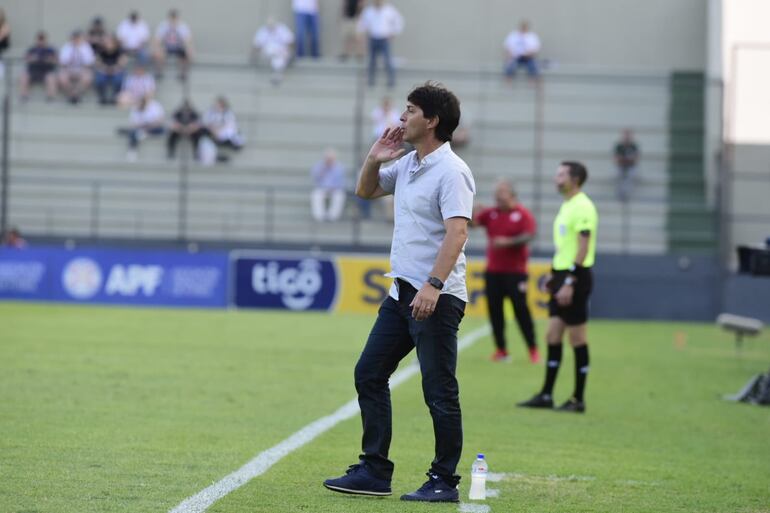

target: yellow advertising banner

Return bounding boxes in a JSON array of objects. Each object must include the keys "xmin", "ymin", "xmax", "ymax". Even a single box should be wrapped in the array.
[{"xmin": 335, "ymin": 255, "xmax": 551, "ymax": 319}]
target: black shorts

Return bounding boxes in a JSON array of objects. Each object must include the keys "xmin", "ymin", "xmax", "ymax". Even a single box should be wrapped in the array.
[{"xmin": 548, "ymin": 267, "xmax": 593, "ymax": 325}]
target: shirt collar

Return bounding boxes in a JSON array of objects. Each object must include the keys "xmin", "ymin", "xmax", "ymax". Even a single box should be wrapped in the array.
[{"xmin": 408, "ymin": 142, "xmax": 451, "ymax": 177}]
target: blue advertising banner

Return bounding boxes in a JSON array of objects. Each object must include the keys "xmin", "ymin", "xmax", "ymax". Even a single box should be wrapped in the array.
[
  {"xmin": 0, "ymin": 247, "xmax": 228, "ymax": 308},
  {"xmin": 233, "ymin": 253, "xmax": 338, "ymax": 311}
]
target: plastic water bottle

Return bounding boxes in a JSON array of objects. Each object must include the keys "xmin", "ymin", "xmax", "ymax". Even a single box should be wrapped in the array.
[{"xmin": 468, "ymin": 453, "xmax": 488, "ymax": 500}]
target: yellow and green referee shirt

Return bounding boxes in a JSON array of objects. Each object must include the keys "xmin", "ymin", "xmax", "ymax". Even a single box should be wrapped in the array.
[{"xmin": 552, "ymin": 191, "xmax": 598, "ymax": 270}]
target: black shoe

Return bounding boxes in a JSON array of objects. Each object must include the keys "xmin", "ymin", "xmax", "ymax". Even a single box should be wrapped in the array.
[
  {"xmin": 517, "ymin": 392, "xmax": 554, "ymax": 409},
  {"xmin": 556, "ymin": 397, "xmax": 586, "ymax": 413},
  {"xmin": 400, "ymin": 473, "xmax": 459, "ymax": 503},
  {"xmin": 323, "ymin": 463, "xmax": 391, "ymax": 496}
]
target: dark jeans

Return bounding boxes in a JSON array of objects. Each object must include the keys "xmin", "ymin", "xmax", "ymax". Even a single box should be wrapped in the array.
[
  {"xmin": 355, "ymin": 279, "xmax": 465, "ymax": 485},
  {"xmin": 128, "ymin": 126, "xmax": 165, "ymax": 148},
  {"xmin": 484, "ymin": 272, "xmax": 536, "ymax": 351},
  {"xmin": 294, "ymin": 12, "xmax": 320, "ymax": 57},
  {"xmin": 368, "ymin": 37, "xmax": 395, "ymax": 87},
  {"xmin": 167, "ymin": 127, "xmax": 205, "ymax": 158},
  {"xmin": 505, "ymin": 55, "xmax": 539, "ymax": 77},
  {"xmin": 94, "ymin": 71, "xmax": 124, "ymax": 101}
]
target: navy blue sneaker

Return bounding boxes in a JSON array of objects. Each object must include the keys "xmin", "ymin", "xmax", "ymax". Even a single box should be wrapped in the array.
[
  {"xmin": 323, "ymin": 463, "xmax": 392, "ymax": 496},
  {"xmin": 400, "ymin": 473, "xmax": 459, "ymax": 503}
]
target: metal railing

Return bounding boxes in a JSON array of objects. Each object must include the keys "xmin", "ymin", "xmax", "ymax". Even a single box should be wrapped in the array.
[{"xmin": 0, "ymin": 57, "xmax": 728, "ymax": 256}]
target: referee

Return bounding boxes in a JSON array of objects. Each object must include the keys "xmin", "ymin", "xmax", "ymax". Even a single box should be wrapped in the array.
[
  {"xmin": 518, "ymin": 161, "xmax": 597, "ymax": 413},
  {"xmin": 472, "ymin": 180, "xmax": 539, "ymax": 363}
]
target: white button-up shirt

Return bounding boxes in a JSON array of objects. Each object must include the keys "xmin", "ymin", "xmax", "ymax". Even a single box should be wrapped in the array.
[
  {"xmin": 378, "ymin": 142, "xmax": 476, "ymax": 302},
  {"xmin": 357, "ymin": 3, "xmax": 404, "ymax": 39},
  {"xmin": 504, "ymin": 30, "xmax": 541, "ymax": 58}
]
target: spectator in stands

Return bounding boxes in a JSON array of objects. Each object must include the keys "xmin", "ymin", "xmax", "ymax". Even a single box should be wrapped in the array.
[
  {"xmin": 19, "ymin": 31, "xmax": 58, "ymax": 102},
  {"xmin": 94, "ymin": 34, "xmax": 126, "ymax": 105},
  {"xmin": 311, "ymin": 148, "xmax": 347, "ymax": 222},
  {"xmin": 358, "ymin": 0, "xmax": 404, "ymax": 88},
  {"xmin": 503, "ymin": 20, "xmax": 541, "ymax": 80},
  {"xmin": 123, "ymin": 95, "xmax": 165, "ymax": 162},
  {"xmin": 117, "ymin": 63, "xmax": 156, "ymax": 108},
  {"xmin": 293, "ymin": 0, "xmax": 320, "ymax": 58},
  {"xmin": 203, "ymin": 96, "xmax": 244, "ymax": 153},
  {"xmin": 153, "ymin": 8, "xmax": 193, "ymax": 81},
  {"xmin": 116, "ymin": 10, "xmax": 151, "ymax": 63},
  {"xmin": 339, "ymin": 0, "xmax": 364, "ymax": 61},
  {"xmin": 58, "ymin": 30, "xmax": 95, "ymax": 104},
  {"xmin": 614, "ymin": 129, "xmax": 640, "ymax": 201},
  {"xmin": 370, "ymin": 96, "xmax": 400, "ymax": 140},
  {"xmin": 167, "ymin": 99, "xmax": 204, "ymax": 160},
  {"xmin": 0, "ymin": 8, "xmax": 11, "ymax": 77},
  {"xmin": 86, "ymin": 16, "xmax": 107, "ymax": 53},
  {"xmin": 2, "ymin": 227, "xmax": 27, "ymax": 249},
  {"xmin": 252, "ymin": 18, "xmax": 294, "ymax": 85}
]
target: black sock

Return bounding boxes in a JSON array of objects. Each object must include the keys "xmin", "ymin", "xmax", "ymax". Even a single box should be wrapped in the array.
[
  {"xmin": 540, "ymin": 344, "xmax": 562, "ymax": 397},
  {"xmin": 573, "ymin": 345, "xmax": 590, "ymax": 402}
]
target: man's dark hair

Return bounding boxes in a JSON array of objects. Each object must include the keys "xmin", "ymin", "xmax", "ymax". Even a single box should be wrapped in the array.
[
  {"xmin": 561, "ymin": 161, "xmax": 588, "ymax": 186},
  {"xmin": 407, "ymin": 82, "xmax": 461, "ymax": 142}
]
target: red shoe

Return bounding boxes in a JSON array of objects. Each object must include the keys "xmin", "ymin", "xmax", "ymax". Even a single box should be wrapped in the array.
[
  {"xmin": 491, "ymin": 349, "xmax": 511, "ymax": 362},
  {"xmin": 528, "ymin": 347, "xmax": 541, "ymax": 364}
]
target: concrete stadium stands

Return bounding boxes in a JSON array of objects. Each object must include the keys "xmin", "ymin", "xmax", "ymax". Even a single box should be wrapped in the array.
[{"xmin": 3, "ymin": 60, "xmax": 673, "ymax": 254}]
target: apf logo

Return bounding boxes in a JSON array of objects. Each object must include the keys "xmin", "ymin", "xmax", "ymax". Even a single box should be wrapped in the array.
[
  {"xmin": 105, "ymin": 264, "xmax": 164, "ymax": 296},
  {"xmin": 234, "ymin": 255, "xmax": 337, "ymax": 311},
  {"xmin": 62, "ymin": 258, "xmax": 103, "ymax": 299},
  {"xmin": 251, "ymin": 259, "xmax": 323, "ymax": 310}
]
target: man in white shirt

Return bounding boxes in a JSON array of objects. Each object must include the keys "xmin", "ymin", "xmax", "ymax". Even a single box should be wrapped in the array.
[
  {"xmin": 58, "ymin": 30, "xmax": 95, "ymax": 104},
  {"xmin": 252, "ymin": 19, "xmax": 295, "ymax": 84},
  {"xmin": 153, "ymin": 9, "xmax": 194, "ymax": 80},
  {"xmin": 357, "ymin": 0, "xmax": 404, "ymax": 87},
  {"xmin": 116, "ymin": 11, "xmax": 151, "ymax": 63},
  {"xmin": 370, "ymin": 96, "xmax": 401, "ymax": 140},
  {"xmin": 503, "ymin": 20, "xmax": 541, "ymax": 79},
  {"xmin": 117, "ymin": 64, "xmax": 156, "ymax": 108},
  {"xmin": 292, "ymin": 0, "xmax": 320, "ymax": 58},
  {"xmin": 324, "ymin": 82, "xmax": 475, "ymax": 503},
  {"xmin": 124, "ymin": 95, "xmax": 165, "ymax": 161},
  {"xmin": 310, "ymin": 149, "xmax": 347, "ymax": 222}
]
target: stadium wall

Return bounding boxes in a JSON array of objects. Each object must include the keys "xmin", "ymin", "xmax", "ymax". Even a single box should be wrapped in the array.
[{"xmin": 2, "ymin": 0, "xmax": 707, "ymax": 72}]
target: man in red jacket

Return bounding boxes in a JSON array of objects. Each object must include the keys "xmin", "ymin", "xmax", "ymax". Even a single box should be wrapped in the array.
[{"xmin": 473, "ymin": 180, "xmax": 539, "ymax": 363}]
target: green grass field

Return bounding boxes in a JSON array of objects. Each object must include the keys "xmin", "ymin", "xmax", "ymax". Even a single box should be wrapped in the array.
[{"xmin": 1, "ymin": 302, "xmax": 769, "ymax": 513}]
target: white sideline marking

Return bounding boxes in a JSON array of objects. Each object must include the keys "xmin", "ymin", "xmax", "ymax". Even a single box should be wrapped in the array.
[
  {"xmin": 486, "ymin": 488, "xmax": 500, "ymax": 498},
  {"xmin": 169, "ymin": 325, "xmax": 491, "ymax": 513},
  {"xmin": 488, "ymin": 471, "xmax": 595, "ymax": 483},
  {"xmin": 459, "ymin": 504, "xmax": 491, "ymax": 513}
]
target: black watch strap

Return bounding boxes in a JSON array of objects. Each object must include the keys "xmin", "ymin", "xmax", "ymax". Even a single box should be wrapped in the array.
[{"xmin": 427, "ymin": 276, "xmax": 444, "ymax": 290}]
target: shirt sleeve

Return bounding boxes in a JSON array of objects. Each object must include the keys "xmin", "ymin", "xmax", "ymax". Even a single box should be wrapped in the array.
[
  {"xmin": 378, "ymin": 162, "xmax": 398, "ymax": 194},
  {"xmin": 572, "ymin": 204, "xmax": 596, "ymax": 233},
  {"xmin": 439, "ymin": 169, "xmax": 475, "ymax": 220}
]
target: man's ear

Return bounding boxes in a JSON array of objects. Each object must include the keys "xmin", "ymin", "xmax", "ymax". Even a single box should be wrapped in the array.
[{"xmin": 427, "ymin": 116, "xmax": 439, "ymax": 130}]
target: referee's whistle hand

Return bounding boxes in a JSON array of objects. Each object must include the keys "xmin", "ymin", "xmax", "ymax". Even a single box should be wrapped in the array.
[{"xmin": 410, "ymin": 284, "xmax": 440, "ymax": 321}]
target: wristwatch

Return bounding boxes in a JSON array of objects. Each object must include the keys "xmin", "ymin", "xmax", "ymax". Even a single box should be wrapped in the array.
[
  {"xmin": 564, "ymin": 276, "xmax": 575, "ymax": 286},
  {"xmin": 427, "ymin": 276, "xmax": 444, "ymax": 290}
]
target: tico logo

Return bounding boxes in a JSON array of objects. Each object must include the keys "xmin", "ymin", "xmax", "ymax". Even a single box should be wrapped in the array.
[{"xmin": 234, "ymin": 256, "xmax": 337, "ymax": 311}]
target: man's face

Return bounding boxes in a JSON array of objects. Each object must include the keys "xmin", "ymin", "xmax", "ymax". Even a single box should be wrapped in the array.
[
  {"xmin": 555, "ymin": 165, "xmax": 575, "ymax": 195},
  {"xmin": 400, "ymin": 101, "xmax": 434, "ymax": 144},
  {"xmin": 494, "ymin": 183, "xmax": 515, "ymax": 209}
]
